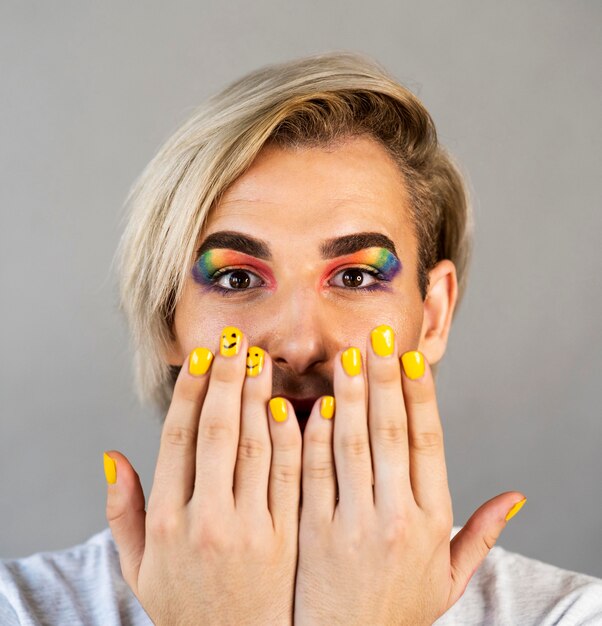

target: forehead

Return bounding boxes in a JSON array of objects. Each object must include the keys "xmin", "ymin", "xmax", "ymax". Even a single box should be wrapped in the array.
[{"xmin": 206, "ymin": 136, "xmax": 415, "ymax": 248}]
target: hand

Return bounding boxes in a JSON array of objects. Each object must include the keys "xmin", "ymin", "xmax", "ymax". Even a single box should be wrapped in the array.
[
  {"xmin": 294, "ymin": 324, "xmax": 526, "ymax": 625},
  {"xmin": 104, "ymin": 327, "xmax": 302, "ymax": 625}
]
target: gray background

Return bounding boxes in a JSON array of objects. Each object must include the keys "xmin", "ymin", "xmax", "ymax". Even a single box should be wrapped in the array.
[{"xmin": 1, "ymin": 1, "xmax": 601, "ymax": 579}]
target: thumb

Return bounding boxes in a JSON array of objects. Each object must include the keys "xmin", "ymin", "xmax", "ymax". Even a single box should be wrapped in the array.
[
  {"xmin": 448, "ymin": 491, "xmax": 527, "ymax": 606},
  {"xmin": 103, "ymin": 450, "xmax": 146, "ymax": 595}
]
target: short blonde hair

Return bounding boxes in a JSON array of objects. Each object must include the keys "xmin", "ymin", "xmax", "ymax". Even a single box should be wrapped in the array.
[{"xmin": 114, "ymin": 51, "xmax": 474, "ymax": 415}]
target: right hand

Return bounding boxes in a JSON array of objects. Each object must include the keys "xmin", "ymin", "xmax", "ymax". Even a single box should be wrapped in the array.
[{"xmin": 104, "ymin": 327, "xmax": 302, "ymax": 625}]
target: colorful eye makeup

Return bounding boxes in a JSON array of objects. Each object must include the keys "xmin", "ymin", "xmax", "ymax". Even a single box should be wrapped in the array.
[
  {"xmin": 337, "ymin": 247, "xmax": 402, "ymax": 281},
  {"xmin": 192, "ymin": 245, "xmax": 402, "ymax": 295}
]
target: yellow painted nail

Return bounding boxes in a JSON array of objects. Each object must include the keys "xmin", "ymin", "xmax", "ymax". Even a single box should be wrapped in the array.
[
  {"xmin": 505, "ymin": 497, "xmax": 527, "ymax": 521},
  {"xmin": 371, "ymin": 324, "xmax": 395, "ymax": 357},
  {"xmin": 401, "ymin": 351, "xmax": 425, "ymax": 380},
  {"xmin": 246, "ymin": 346, "xmax": 265, "ymax": 377},
  {"xmin": 220, "ymin": 326, "xmax": 242, "ymax": 357},
  {"xmin": 320, "ymin": 396, "xmax": 335, "ymax": 419},
  {"xmin": 103, "ymin": 452, "xmax": 116, "ymax": 485},
  {"xmin": 269, "ymin": 397, "xmax": 288, "ymax": 423},
  {"xmin": 341, "ymin": 347, "xmax": 362, "ymax": 376},
  {"xmin": 189, "ymin": 347, "xmax": 214, "ymax": 376}
]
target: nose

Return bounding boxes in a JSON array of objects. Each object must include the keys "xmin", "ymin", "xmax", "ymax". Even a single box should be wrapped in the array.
[{"xmin": 264, "ymin": 286, "xmax": 329, "ymax": 376}]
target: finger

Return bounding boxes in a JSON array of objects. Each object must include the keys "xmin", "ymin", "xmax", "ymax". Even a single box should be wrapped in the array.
[
  {"xmin": 333, "ymin": 347, "xmax": 374, "ymax": 516},
  {"xmin": 104, "ymin": 450, "xmax": 146, "ymax": 596},
  {"xmin": 148, "ymin": 348, "xmax": 214, "ymax": 513},
  {"xmin": 300, "ymin": 395, "xmax": 337, "ymax": 527},
  {"xmin": 448, "ymin": 491, "xmax": 527, "ymax": 606},
  {"xmin": 194, "ymin": 326, "xmax": 248, "ymax": 511},
  {"xmin": 402, "ymin": 351, "xmax": 451, "ymax": 515},
  {"xmin": 267, "ymin": 395, "xmax": 303, "ymax": 534},
  {"xmin": 367, "ymin": 325, "xmax": 412, "ymax": 515},
  {"xmin": 233, "ymin": 347, "xmax": 272, "ymax": 513}
]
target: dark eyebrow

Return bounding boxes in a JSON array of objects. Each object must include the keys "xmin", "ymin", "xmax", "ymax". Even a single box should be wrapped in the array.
[
  {"xmin": 196, "ymin": 230, "xmax": 398, "ymax": 261},
  {"xmin": 197, "ymin": 231, "xmax": 272, "ymax": 260},
  {"xmin": 319, "ymin": 232, "xmax": 398, "ymax": 259}
]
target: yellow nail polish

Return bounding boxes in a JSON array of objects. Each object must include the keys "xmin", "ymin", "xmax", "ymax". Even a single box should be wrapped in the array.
[
  {"xmin": 371, "ymin": 324, "xmax": 395, "ymax": 357},
  {"xmin": 341, "ymin": 347, "xmax": 362, "ymax": 376},
  {"xmin": 220, "ymin": 326, "xmax": 242, "ymax": 357},
  {"xmin": 189, "ymin": 347, "xmax": 214, "ymax": 376},
  {"xmin": 401, "ymin": 351, "xmax": 425, "ymax": 380},
  {"xmin": 269, "ymin": 397, "xmax": 288, "ymax": 422},
  {"xmin": 246, "ymin": 346, "xmax": 265, "ymax": 377},
  {"xmin": 505, "ymin": 497, "xmax": 527, "ymax": 521},
  {"xmin": 103, "ymin": 452, "xmax": 116, "ymax": 485},
  {"xmin": 320, "ymin": 396, "xmax": 335, "ymax": 419}
]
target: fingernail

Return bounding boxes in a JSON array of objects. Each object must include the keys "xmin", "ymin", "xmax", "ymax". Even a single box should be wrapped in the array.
[
  {"xmin": 401, "ymin": 351, "xmax": 425, "ymax": 380},
  {"xmin": 341, "ymin": 347, "xmax": 362, "ymax": 376},
  {"xmin": 220, "ymin": 326, "xmax": 243, "ymax": 357},
  {"xmin": 269, "ymin": 397, "xmax": 288, "ymax": 422},
  {"xmin": 246, "ymin": 346, "xmax": 265, "ymax": 377},
  {"xmin": 371, "ymin": 324, "xmax": 395, "ymax": 357},
  {"xmin": 189, "ymin": 347, "xmax": 214, "ymax": 376},
  {"xmin": 505, "ymin": 497, "xmax": 527, "ymax": 521},
  {"xmin": 103, "ymin": 452, "xmax": 116, "ymax": 485},
  {"xmin": 320, "ymin": 396, "xmax": 335, "ymax": 419}
]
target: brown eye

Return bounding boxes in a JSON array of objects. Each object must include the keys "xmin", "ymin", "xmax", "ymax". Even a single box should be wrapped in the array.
[
  {"xmin": 342, "ymin": 269, "xmax": 364, "ymax": 287},
  {"xmin": 227, "ymin": 271, "xmax": 251, "ymax": 289},
  {"xmin": 330, "ymin": 267, "xmax": 380, "ymax": 289}
]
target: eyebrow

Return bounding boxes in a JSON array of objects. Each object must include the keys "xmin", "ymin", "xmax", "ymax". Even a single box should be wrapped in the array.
[{"xmin": 196, "ymin": 230, "xmax": 399, "ymax": 261}]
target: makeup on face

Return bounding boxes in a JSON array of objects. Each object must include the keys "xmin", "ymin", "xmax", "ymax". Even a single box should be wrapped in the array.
[
  {"xmin": 191, "ymin": 248, "xmax": 276, "ymax": 287},
  {"xmin": 320, "ymin": 247, "xmax": 402, "ymax": 282},
  {"xmin": 191, "ymin": 230, "xmax": 402, "ymax": 293}
]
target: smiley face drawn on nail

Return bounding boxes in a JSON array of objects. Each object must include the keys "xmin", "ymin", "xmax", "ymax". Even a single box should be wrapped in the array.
[
  {"xmin": 220, "ymin": 326, "xmax": 242, "ymax": 356},
  {"xmin": 246, "ymin": 347, "xmax": 264, "ymax": 377}
]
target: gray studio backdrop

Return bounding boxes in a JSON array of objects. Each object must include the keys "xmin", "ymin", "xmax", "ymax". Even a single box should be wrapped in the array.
[{"xmin": 1, "ymin": 2, "xmax": 601, "ymax": 579}]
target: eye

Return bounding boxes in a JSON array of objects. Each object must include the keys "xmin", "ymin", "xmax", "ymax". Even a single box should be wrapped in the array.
[
  {"xmin": 329, "ymin": 266, "xmax": 382, "ymax": 289},
  {"xmin": 212, "ymin": 268, "xmax": 264, "ymax": 291}
]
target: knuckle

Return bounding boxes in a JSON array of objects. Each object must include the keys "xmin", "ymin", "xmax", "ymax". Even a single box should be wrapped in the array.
[
  {"xmin": 271, "ymin": 461, "xmax": 299, "ymax": 485},
  {"xmin": 340, "ymin": 432, "xmax": 370, "ymax": 457},
  {"xmin": 162, "ymin": 425, "xmax": 197, "ymax": 449},
  {"xmin": 237, "ymin": 435, "xmax": 266, "ymax": 460},
  {"xmin": 105, "ymin": 502, "xmax": 128, "ymax": 525},
  {"xmin": 148, "ymin": 512, "xmax": 181, "ymax": 541},
  {"xmin": 383, "ymin": 515, "xmax": 409, "ymax": 547},
  {"xmin": 374, "ymin": 419, "xmax": 406, "ymax": 443},
  {"xmin": 307, "ymin": 461, "xmax": 335, "ymax": 481},
  {"xmin": 411, "ymin": 430, "xmax": 443, "ymax": 454},
  {"xmin": 191, "ymin": 521, "xmax": 230, "ymax": 553},
  {"xmin": 199, "ymin": 419, "xmax": 235, "ymax": 443}
]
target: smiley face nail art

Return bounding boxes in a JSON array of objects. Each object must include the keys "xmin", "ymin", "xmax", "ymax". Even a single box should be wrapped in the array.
[
  {"xmin": 220, "ymin": 326, "xmax": 243, "ymax": 356},
  {"xmin": 246, "ymin": 346, "xmax": 265, "ymax": 377}
]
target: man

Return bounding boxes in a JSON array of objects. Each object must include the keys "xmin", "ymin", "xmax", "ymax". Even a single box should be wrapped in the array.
[{"xmin": 2, "ymin": 52, "xmax": 601, "ymax": 625}]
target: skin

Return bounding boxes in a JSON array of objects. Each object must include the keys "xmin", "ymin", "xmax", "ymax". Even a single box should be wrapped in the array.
[
  {"xmin": 105, "ymin": 136, "xmax": 525, "ymax": 624},
  {"xmin": 168, "ymin": 136, "xmax": 445, "ymax": 375}
]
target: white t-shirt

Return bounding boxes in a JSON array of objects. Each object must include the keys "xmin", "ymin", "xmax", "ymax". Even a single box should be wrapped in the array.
[{"xmin": 1, "ymin": 526, "xmax": 601, "ymax": 625}]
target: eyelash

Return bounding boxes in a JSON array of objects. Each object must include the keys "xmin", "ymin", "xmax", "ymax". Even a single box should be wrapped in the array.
[{"xmin": 207, "ymin": 265, "xmax": 388, "ymax": 297}]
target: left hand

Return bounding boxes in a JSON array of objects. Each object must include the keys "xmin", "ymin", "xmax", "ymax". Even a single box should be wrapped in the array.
[{"xmin": 294, "ymin": 325, "xmax": 526, "ymax": 625}]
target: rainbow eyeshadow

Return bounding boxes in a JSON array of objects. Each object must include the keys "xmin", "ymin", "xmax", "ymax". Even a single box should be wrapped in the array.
[
  {"xmin": 341, "ymin": 247, "xmax": 402, "ymax": 281},
  {"xmin": 192, "ymin": 249, "xmax": 247, "ymax": 286}
]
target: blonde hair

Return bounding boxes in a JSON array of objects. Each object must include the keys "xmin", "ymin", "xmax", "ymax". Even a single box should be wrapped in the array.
[{"xmin": 114, "ymin": 51, "xmax": 474, "ymax": 415}]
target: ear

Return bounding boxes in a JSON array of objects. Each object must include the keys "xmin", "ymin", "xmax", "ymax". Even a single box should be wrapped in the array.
[{"xmin": 417, "ymin": 259, "xmax": 458, "ymax": 365}]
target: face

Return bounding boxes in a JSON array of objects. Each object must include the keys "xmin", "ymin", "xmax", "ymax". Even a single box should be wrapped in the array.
[{"xmin": 166, "ymin": 135, "xmax": 456, "ymax": 428}]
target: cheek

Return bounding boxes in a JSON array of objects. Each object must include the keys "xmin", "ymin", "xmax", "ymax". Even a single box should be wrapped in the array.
[{"xmin": 172, "ymin": 291, "xmax": 267, "ymax": 355}]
